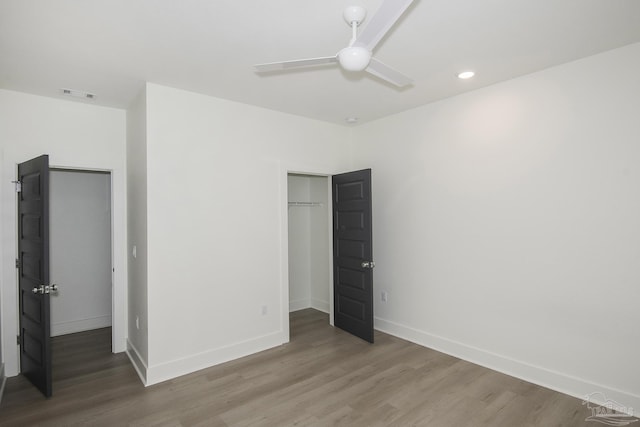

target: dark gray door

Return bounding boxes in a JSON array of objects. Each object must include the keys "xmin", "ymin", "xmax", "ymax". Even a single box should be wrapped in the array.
[
  {"xmin": 17, "ymin": 154, "xmax": 52, "ymax": 397},
  {"xmin": 332, "ymin": 169, "xmax": 374, "ymax": 343}
]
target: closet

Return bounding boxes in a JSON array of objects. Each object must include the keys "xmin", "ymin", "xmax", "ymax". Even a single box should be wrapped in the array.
[
  {"xmin": 50, "ymin": 169, "xmax": 112, "ymax": 336},
  {"xmin": 287, "ymin": 174, "xmax": 330, "ymax": 313}
]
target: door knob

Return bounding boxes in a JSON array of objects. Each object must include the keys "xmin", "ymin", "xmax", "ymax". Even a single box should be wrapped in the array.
[
  {"xmin": 31, "ymin": 284, "xmax": 59, "ymax": 294},
  {"xmin": 32, "ymin": 285, "xmax": 47, "ymax": 294},
  {"xmin": 361, "ymin": 261, "xmax": 375, "ymax": 269}
]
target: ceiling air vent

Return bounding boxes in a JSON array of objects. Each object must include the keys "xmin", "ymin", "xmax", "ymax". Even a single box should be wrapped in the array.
[{"xmin": 60, "ymin": 88, "xmax": 96, "ymax": 100}]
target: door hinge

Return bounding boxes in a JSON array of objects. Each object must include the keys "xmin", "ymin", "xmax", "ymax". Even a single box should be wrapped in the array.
[
  {"xmin": 16, "ymin": 258, "xmax": 20, "ymax": 269},
  {"xmin": 12, "ymin": 180, "xmax": 22, "ymax": 193},
  {"xmin": 16, "ymin": 335, "xmax": 21, "ymax": 345}
]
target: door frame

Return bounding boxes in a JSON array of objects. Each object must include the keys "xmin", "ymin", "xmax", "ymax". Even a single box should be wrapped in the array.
[
  {"xmin": 49, "ymin": 165, "xmax": 127, "ymax": 353},
  {"xmin": 280, "ymin": 165, "xmax": 335, "ymax": 343},
  {"xmin": 3, "ymin": 162, "xmax": 126, "ymax": 377},
  {"xmin": 49, "ymin": 167, "xmax": 117, "ymax": 343}
]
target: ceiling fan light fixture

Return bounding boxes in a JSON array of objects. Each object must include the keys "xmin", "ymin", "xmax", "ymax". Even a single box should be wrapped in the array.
[{"xmin": 338, "ymin": 46, "xmax": 372, "ymax": 71}]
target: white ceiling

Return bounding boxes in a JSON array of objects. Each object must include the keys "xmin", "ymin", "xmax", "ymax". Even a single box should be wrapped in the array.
[{"xmin": 2, "ymin": 0, "xmax": 640, "ymax": 125}]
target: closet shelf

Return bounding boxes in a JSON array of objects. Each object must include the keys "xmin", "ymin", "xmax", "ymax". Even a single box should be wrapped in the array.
[{"xmin": 288, "ymin": 201, "xmax": 323, "ymax": 207}]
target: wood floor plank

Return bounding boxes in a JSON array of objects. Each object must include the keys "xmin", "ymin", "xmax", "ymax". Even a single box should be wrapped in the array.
[{"xmin": 0, "ymin": 309, "xmax": 634, "ymax": 426}]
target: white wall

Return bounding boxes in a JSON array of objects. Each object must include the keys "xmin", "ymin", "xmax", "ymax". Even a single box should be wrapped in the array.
[
  {"xmin": 140, "ymin": 83, "xmax": 349, "ymax": 384},
  {"xmin": 351, "ymin": 43, "xmax": 640, "ymax": 409},
  {"xmin": 126, "ymin": 87, "xmax": 149, "ymax": 381},
  {"xmin": 0, "ymin": 89, "xmax": 127, "ymax": 376},
  {"xmin": 288, "ymin": 175, "xmax": 312, "ymax": 311},
  {"xmin": 0, "ymin": 146, "xmax": 3, "ymax": 371},
  {"xmin": 309, "ymin": 176, "xmax": 330, "ymax": 313},
  {"xmin": 287, "ymin": 175, "xmax": 330, "ymax": 313},
  {"xmin": 50, "ymin": 170, "xmax": 112, "ymax": 336}
]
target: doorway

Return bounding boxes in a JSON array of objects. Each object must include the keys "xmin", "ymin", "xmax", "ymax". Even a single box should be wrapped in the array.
[
  {"xmin": 287, "ymin": 174, "xmax": 332, "ymax": 328},
  {"xmin": 49, "ymin": 169, "xmax": 112, "ymax": 339},
  {"xmin": 281, "ymin": 168, "xmax": 374, "ymax": 344},
  {"xmin": 7, "ymin": 155, "xmax": 125, "ymax": 396}
]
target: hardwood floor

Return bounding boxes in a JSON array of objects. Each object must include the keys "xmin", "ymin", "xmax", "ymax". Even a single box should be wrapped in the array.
[{"xmin": 0, "ymin": 310, "xmax": 633, "ymax": 426}]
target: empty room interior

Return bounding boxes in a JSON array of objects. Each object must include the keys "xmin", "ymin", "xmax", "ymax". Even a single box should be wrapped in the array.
[{"xmin": 0, "ymin": 0, "xmax": 639, "ymax": 425}]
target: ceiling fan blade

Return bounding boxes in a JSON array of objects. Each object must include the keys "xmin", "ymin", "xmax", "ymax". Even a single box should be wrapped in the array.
[
  {"xmin": 254, "ymin": 56, "xmax": 337, "ymax": 72},
  {"xmin": 366, "ymin": 58, "xmax": 413, "ymax": 87},
  {"xmin": 354, "ymin": 0, "xmax": 414, "ymax": 51}
]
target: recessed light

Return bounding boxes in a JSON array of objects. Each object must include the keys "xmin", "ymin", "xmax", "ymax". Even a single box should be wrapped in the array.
[
  {"xmin": 345, "ymin": 117, "xmax": 358, "ymax": 124},
  {"xmin": 457, "ymin": 71, "xmax": 475, "ymax": 80},
  {"xmin": 60, "ymin": 88, "xmax": 96, "ymax": 99}
]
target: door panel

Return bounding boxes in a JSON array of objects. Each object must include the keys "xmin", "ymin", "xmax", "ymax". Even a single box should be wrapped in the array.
[
  {"xmin": 332, "ymin": 169, "xmax": 374, "ymax": 343},
  {"xmin": 18, "ymin": 154, "xmax": 52, "ymax": 397}
]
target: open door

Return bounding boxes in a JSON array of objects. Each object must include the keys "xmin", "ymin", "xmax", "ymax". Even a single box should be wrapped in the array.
[
  {"xmin": 332, "ymin": 169, "xmax": 374, "ymax": 343},
  {"xmin": 17, "ymin": 155, "xmax": 53, "ymax": 397}
]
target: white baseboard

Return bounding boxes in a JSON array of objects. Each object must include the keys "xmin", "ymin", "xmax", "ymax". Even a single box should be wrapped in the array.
[
  {"xmin": 310, "ymin": 299, "xmax": 329, "ymax": 314},
  {"xmin": 290, "ymin": 298, "xmax": 329, "ymax": 313},
  {"xmin": 126, "ymin": 339, "xmax": 148, "ymax": 386},
  {"xmin": 0, "ymin": 363, "xmax": 6, "ymax": 405},
  {"xmin": 374, "ymin": 317, "xmax": 640, "ymax": 416},
  {"xmin": 289, "ymin": 298, "xmax": 311, "ymax": 312},
  {"xmin": 51, "ymin": 315, "xmax": 112, "ymax": 336},
  {"xmin": 145, "ymin": 331, "xmax": 285, "ymax": 386}
]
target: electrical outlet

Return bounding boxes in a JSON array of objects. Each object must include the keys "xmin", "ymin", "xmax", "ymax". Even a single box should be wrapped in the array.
[{"xmin": 381, "ymin": 291, "xmax": 388, "ymax": 302}]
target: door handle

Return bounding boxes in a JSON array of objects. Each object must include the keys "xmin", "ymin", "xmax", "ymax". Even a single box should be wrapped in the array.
[
  {"xmin": 31, "ymin": 284, "xmax": 59, "ymax": 295},
  {"xmin": 361, "ymin": 261, "xmax": 375, "ymax": 269},
  {"xmin": 32, "ymin": 285, "xmax": 47, "ymax": 294}
]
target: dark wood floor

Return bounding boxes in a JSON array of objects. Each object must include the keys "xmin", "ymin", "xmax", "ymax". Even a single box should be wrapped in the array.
[{"xmin": 0, "ymin": 310, "xmax": 632, "ymax": 426}]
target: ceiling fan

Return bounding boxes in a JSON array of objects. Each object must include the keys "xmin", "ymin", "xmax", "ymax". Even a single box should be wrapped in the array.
[{"xmin": 254, "ymin": 0, "xmax": 415, "ymax": 88}]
